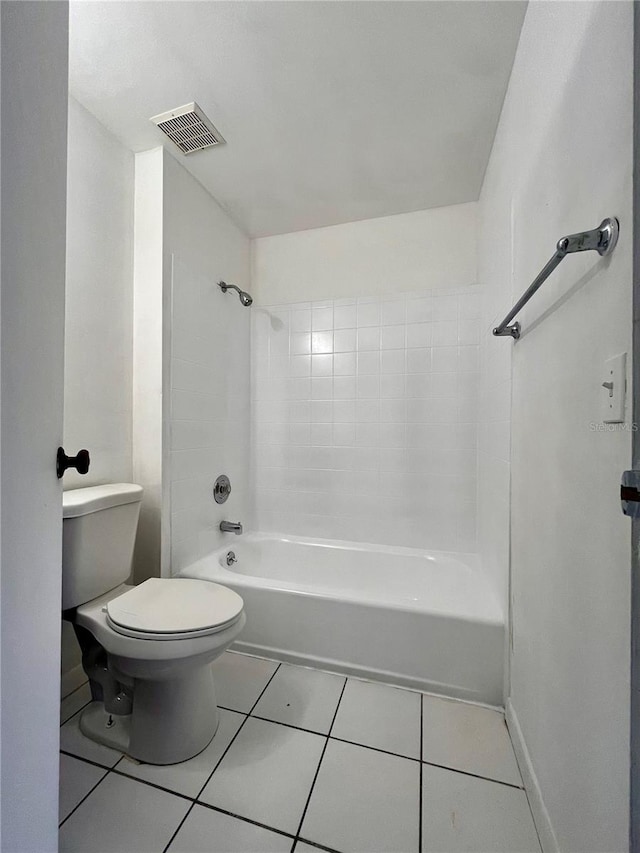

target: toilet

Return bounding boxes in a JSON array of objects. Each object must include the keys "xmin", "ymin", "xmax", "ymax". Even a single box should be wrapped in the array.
[{"xmin": 62, "ymin": 483, "xmax": 245, "ymax": 765}]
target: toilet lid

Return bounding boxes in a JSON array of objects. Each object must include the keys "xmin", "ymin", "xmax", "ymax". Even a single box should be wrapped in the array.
[{"xmin": 106, "ymin": 578, "xmax": 243, "ymax": 637}]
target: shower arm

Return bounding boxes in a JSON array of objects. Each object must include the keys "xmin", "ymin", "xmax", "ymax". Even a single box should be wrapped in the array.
[
  {"xmin": 492, "ymin": 217, "xmax": 619, "ymax": 340},
  {"xmin": 218, "ymin": 281, "xmax": 242, "ymax": 297}
]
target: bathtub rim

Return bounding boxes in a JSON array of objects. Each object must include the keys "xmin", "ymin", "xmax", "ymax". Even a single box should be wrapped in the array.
[{"xmin": 179, "ymin": 530, "xmax": 504, "ymax": 627}]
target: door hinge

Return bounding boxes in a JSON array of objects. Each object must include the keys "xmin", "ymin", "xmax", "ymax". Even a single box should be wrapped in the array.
[{"xmin": 621, "ymin": 471, "xmax": 640, "ymax": 517}]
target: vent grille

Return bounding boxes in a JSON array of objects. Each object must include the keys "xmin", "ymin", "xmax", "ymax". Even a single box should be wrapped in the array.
[{"xmin": 150, "ymin": 102, "xmax": 225, "ymax": 155}]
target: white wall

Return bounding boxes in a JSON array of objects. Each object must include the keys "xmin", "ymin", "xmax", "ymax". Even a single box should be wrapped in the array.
[
  {"xmin": 164, "ymin": 154, "xmax": 251, "ymax": 574},
  {"xmin": 132, "ymin": 149, "xmax": 251, "ymax": 578},
  {"xmin": 132, "ymin": 148, "xmax": 165, "ymax": 583},
  {"xmin": 251, "ymin": 205, "xmax": 481, "ymax": 553},
  {"xmin": 252, "ymin": 203, "xmax": 477, "ymax": 304},
  {"xmin": 62, "ymin": 98, "xmax": 135, "ymax": 689},
  {"xmin": 64, "ymin": 96, "xmax": 134, "ymax": 489},
  {"xmin": 252, "ymin": 287, "xmax": 480, "ymax": 551},
  {"xmin": 478, "ymin": 3, "xmax": 632, "ymax": 850},
  {"xmin": 1, "ymin": 2, "xmax": 69, "ymax": 849}
]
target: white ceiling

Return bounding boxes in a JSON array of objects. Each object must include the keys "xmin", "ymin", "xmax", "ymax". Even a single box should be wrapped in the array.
[{"xmin": 69, "ymin": 1, "xmax": 526, "ymax": 238}]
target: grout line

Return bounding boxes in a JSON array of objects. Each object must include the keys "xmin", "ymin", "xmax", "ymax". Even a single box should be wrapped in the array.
[
  {"xmin": 60, "ymin": 679, "xmax": 89, "ymax": 703},
  {"xmin": 420, "ymin": 759, "xmax": 523, "ymax": 790},
  {"xmin": 162, "ymin": 802, "xmax": 196, "ymax": 853},
  {"xmin": 60, "ymin": 698, "xmax": 94, "ymax": 728},
  {"xmin": 329, "ymin": 734, "xmax": 420, "ymax": 762},
  {"xmin": 292, "ymin": 677, "xmax": 347, "ymax": 842},
  {"xmin": 110, "ymin": 766, "xmax": 193, "ymax": 803},
  {"xmin": 419, "ymin": 693, "xmax": 423, "ymax": 853},
  {"xmin": 195, "ymin": 800, "xmax": 297, "ymax": 841},
  {"xmin": 60, "ymin": 698, "xmax": 92, "ymax": 727},
  {"xmin": 60, "ymin": 654, "xmax": 519, "ymax": 853},
  {"xmin": 59, "ymin": 681, "xmax": 90, "ymax": 714},
  {"xmin": 58, "ymin": 766, "xmax": 110, "ymax": 829},
  {"xmin": 193, "ymin": 662, "xmax": 282, "ymax": 803},
  {"xmin": 60, "ymin": 749, "xmax": 120, "ymax": 772},
  {"xmin": 251, "ymin": 714, "xmax": 330, "ymax": 737},
  {"xmin": 295, "ymin": 837, "xmax": 344, "ymax": 853}
]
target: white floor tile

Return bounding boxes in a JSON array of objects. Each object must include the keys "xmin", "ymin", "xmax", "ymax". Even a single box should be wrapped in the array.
[
  {"xmin": 331, "ymin": 678, "xmax": 421, "ymax": 758},
  {"xmin": 167, "ymin": 804, "xmax": 292, "ymax": 853},
  {"xmin": 116, "ymin": 708, "xmax": 245, "ymax": 798},
  {"xmin": 60, "ymin": 683, "xmax": 91, "ymax": 726},
  {"xmin": 421, "ymin": 763, "xmax": 540, "ymax": 852},
  {"xmin": 199, "ymin": 716, "xmax": 325, "ymax": 835},
  {"xmin": 60, "ymin": 711, "xmax": 122, "ymax": 768},
  {"xmin": 422, "ymin": 695, "xmax": 521, "ymax": 786},
  {"xmin": 252, "ymin": 663, "xmax": 345, "ymax": 734},
  {"xmin": 301, "ymin": 739, "xmax": 420, "ymax": 853},
  {"xmin": 59, "ymin": 754, "xmax": 106, "ymax": 824},
  {"xmin": 294, "ymin": 844, "xmax": 321, "ymax": 853},
  {"xmin": 212, "ymin": 652, "xmax": 280, "ymax": 712},
  {"xmin": 58, "ymin": 773, "xmax": 190, "ymax": 853}
]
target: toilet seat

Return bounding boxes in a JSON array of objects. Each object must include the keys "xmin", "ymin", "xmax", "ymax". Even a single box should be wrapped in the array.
[{"xmin": 105, "ymin": 578, "xmax": 244, "ymax": 641}]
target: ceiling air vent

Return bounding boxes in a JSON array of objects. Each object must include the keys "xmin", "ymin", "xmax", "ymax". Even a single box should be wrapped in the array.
[{"xmin": 150, "ymin": 102, "xmax": 225, "ymax": 155}]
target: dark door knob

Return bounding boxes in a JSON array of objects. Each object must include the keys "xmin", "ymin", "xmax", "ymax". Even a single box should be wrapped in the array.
[{"xmin": 57, "ymin": 447, "xmax": 90, "ymax": 479}]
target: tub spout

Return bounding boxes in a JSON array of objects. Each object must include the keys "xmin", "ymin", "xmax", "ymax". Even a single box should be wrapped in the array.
[{"xmin": 220, "ymin": 520, "xmax": 243, "ymax": 535}]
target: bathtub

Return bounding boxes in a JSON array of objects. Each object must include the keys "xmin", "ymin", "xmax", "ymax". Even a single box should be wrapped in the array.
[{"xmin": 179, "ymin": 533, "xmax": 504, "ymax": 705}]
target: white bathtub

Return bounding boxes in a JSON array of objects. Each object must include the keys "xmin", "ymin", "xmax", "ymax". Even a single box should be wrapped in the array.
[{"xmin": 179, "ymin": 533, "xmax": 504, "ymax": 705}]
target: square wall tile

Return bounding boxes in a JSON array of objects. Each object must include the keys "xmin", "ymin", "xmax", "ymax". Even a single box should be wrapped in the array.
[
  {"xmin": 381, "ymin": 298, "xmax": 406, "ymax": 326},
  {"xmin": 381, "ymin": 325, "xmax": 406, "ymax": 349},
  {"xmin": 291, "ymin": 333, "xmax": 311, "ymax": 356},
  {"xmin": 357, "ymin": 327, "xmax": 380, "ymax": 351},
  {"xmin": 311, "ymin": 331, "xmax": 333, "ymax": 354},
  {"xmin": 335, "ymin": 305, "xmax": 357, "ymax": 329},
  {"xmin": 311, "ymin": 354, "xmax": 333, "ymax": 377},
  {"xmin": 334, "ymin": 328, "xmax": 357, "ymax": 352},
  {"xmin": 357, "ymin": 301, "xmax": 380, "ymax": 327},
  {"xmin": 291, "ymin": 308, "xmax": 312, "ymax": 332},
  {"xmin": 312, "ymin": 306, "xmax": 333, "ymax": 331}
]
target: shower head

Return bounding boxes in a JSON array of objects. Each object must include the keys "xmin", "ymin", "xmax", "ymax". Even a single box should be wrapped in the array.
[{"xmin": 218, "ymin": 281, "xmax": 253, "ymax": 307}]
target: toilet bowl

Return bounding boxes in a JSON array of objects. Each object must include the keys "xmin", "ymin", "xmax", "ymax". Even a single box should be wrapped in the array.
[{"xmin": 62, "ymin": 484, "xmax": 245, "ymax": 765}]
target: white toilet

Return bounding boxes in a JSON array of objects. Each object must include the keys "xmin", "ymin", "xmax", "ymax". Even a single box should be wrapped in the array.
[{"xmin": 62, "ymin": 483, "xmax": 245, "ymax": 765}]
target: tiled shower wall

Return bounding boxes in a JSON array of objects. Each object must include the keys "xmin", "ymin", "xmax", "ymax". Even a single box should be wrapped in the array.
[{"xmin": 251, "ymin": 287, "xmax": 480, "ymax": 551}]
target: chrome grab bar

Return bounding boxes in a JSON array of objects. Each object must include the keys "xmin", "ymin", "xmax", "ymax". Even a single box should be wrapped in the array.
[{"xmin": 492, "ymin": 217, "xmax": 619, "ymax": 339}]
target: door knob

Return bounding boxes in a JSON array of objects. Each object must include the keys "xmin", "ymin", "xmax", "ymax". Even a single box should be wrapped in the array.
[{"xmin": 57, "ymin": 447, "xmax": 90, "ymax": 479}]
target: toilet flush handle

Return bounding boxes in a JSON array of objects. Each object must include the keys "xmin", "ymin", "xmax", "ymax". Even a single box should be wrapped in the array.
[{"xmin": 56, "ymin": 447, "xmax": 90, "ymax": 479}]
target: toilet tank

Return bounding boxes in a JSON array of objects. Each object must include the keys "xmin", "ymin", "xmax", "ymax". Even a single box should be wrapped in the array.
[{"xmin": 62, "ymin": 483, "xmax": 143, "ymax": 610}]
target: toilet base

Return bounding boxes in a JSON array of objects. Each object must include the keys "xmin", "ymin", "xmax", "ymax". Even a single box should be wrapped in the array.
[
  {"xmin": 80, "ymin": 701, "xmax": 131, "ymax": 754},
  {"xmin": 79, "ymin": 662, "xmax": 221, "ymax": 765},
  {"xmin": 128, "ymin": 663, "xmax": 220, "ymax": 764}
]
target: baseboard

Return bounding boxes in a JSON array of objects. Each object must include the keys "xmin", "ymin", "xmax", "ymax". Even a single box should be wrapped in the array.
[
  {"xmin": 61, "ymin": 663, "xmax": 87, "ymax": 699},
  {"xmin": 231, "ymin": 640, "xmax": 503, "ymax": 711},
  {"xmin": 506, "ymin": 699, "xmax": 559, "ymax": 853}
]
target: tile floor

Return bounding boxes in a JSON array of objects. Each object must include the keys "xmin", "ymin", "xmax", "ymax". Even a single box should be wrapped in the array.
[{"xmin": 59, "ymin": 652, "xmax": 541, "ymax": 853}]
